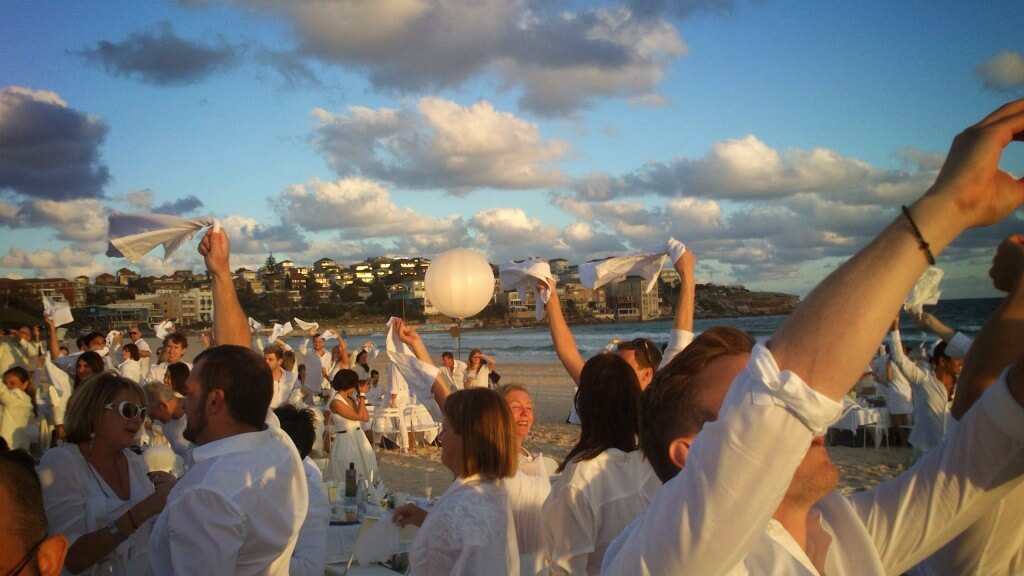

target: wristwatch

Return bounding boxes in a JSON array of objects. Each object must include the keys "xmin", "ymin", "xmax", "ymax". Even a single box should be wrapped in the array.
[{"xmin": 107, "ymin": 521, "xmax": 128, "ymax": 543}]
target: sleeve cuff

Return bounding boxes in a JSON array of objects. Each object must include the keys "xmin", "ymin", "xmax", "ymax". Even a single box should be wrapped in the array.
[
  {"xmin": 945, "ymin": 332, "xmax": 973, "ymax": 360},
  {"xmin": 667, "ymin": 329, "xmax": 694, "ymax": 351},
  {"xmin": 746, "ymin": 343, "xmax": 843, "ymax": 435},
  {"xmin": 978, "ymin": 367, "xmax": 1024, "ymax": 440}
]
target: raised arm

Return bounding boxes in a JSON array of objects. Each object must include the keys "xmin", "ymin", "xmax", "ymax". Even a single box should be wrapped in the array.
[
  {"xmin": 660, "ymin": 250, "xmax": 697, "ymax": 369},
  {"xmin": 198, "ymin": 227, "xmax": 250, "ymax": 348},
  {"xmin": 912, "ymin": 312, "xmax": 955, "ymax": 343},
  {"xmin": 770, "ymin": 100, "xmax": 1024, "ymax": 401},
  {"xmin": 951, "ymin": 235, "xmax": 1024, "ymax": 419},
  {"xmin": 44, "ymin": 315, "xmax": 60, "ymax": 361},
  {"xmin": 888, "ymin": 321, "xmax": 932, "ymax": 387},
  {"xmin": 540, "ymin": 281, "xmax": 585, "ymax": 384},
  {"xmin": 394, "ymin": 319, "xmax": 450, "ymax": 410},
  {"xmin": 479, "ymin": 352, "xmax": 497, "ymax": 369}
]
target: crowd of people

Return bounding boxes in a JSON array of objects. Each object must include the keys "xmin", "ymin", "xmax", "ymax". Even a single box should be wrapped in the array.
[{"xmin": 1, "ymin": 99, "xmax": 1024, "ymax": 575}]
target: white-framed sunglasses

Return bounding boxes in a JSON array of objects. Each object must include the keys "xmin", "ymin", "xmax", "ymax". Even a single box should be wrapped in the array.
[{"xmin": 104, "ymin": 401, "xmax": 148, "ymax": 420}]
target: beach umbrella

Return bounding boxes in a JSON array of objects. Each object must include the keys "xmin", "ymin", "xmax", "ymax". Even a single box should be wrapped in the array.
[{"xmin": 424, "ymin": 248, "xmax": 495, "ymax": 357}]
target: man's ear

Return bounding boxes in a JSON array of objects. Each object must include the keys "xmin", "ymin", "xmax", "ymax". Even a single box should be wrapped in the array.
[
  {"xmin": 37, "ymin": 534, "xmax": 68, "ymax": 576},
  {"xmin": 668, "ymin": 437, "xmax": 693, "ymax": 471}
]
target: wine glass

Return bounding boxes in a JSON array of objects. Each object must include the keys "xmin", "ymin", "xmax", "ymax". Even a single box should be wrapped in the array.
[{"xmin": 423, "ymin": 473, "xmax": 433, "ymax": 505}]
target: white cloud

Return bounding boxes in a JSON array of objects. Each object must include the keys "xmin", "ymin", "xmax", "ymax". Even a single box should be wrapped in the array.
[
  {"xmin": 975, "ymin": 51, "xmax": 1024, "ymax": 92},
  {"xmin": 126, "ymin": 189, "xmax": 154, "ymax": 208},
  {"xmin": 0, "ymin": 246, "xmax": 107, "ymax": 279},
  {"xmin": 311, "ymin": 98, "xmax": 570, "ymax": 193}
]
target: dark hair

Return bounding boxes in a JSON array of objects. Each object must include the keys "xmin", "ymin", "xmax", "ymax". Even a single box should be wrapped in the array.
[
  {"xmin": 3, "ymin": 366, "xmax": 37, "ymax": 418},
  {"xmin": 559, "ymin": 353, "xmax": 642, "ymax": 473},
  {"xmin": 617, "ymin": 337, "xmax": 662, "ymax": 371},
  {"xmin": 441, "ymin": 351, "xmax": 454, "ymax": 360},
  {"xmin": 75, "ymin": 336, "xmax": 87, "ymax": 350},
  {"xmin": 274, "ymin": 405, "xmax": 316, "ymax": 459},
  {"xmin": 264, "ymin": 344, "xmax": 284, "ymax": 360},
  {"xmin": 122, "ymin": 342, "xmax": 140, "ymax": 361},
  {"xmin": 331, "ymin": 369, "xmax": 359, "ymax": 392},
  {"xmin": 932, "ymin": 340, "xmax": 950, "ymax": 364},
  {"xmin": 444, "ymin": 388, "xmax": 517, "ymax": 479},
  {"xmin": 163, "ymin": 333, "xmax": 188, "ymax": 348},
  {"xmin": 193, "ymin": 345, "xmax": 271, "ymax": 429},
  {"xmin": 370, "ymin": 369, "xmax": 379, "ymax": 377},
  {"xmin": 75, "ymin": 351, "xmax": 106, "ymax": 389},
  {"xmin": 282, "ymin": 350, "xmax": 296, "ymax": 371},
  {"xmin": 355, "ymin": 350, "xmax": 368, "ymax": 367},
  {"xmin": 0, "ymin": 448, "xmax": 47, "ymax": 548},
  {"xmin": 641, "ymin": 326, "xmax": 754, "ymax": 482},
  {"xmin": 84, "ymin": 332, "xmax": 105, "ymax": 348},
  {"xmin": 166, "ymin": 362, "xmax": 191, "ymax": 396}
]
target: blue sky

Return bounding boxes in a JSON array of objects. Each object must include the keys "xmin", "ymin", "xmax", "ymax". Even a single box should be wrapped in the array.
[{"xmin": 1, "ymin": 0, "xmax": 1022, "ymax": 297}]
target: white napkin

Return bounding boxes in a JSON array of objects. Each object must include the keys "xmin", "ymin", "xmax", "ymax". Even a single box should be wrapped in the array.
[
  {"xmin": 154, "ymin": 320, "xmax": 174, "ymax": 340},
  {"xmin": 106, "ymin": 212, "xmax": 221, "ymax": 264},
  {"xmin": 321, "ymin": 329, "xmax": 338, "ymax": 343},
  {"xmin": 499, "ymin": 258, "xmax": 555, "ymax": 321},
  {"xmin": 579, "ymin": 237, "xmax": 687, "ymax": 293},
  {"xmin": 904, "ymin": 266, "xmax": 943, "ymax": 316},
  {"xmin": 353, "ymin": 518, "xmax": 401, "ymax": 565},
  {"xmin": 385, "ymin": 317, "xmax": 441, "ymax": 417},
  {"xmin": 248, "ymin": 317, "xmax": 263, "ymax": 332},
  {"xmin": 142, "ymin": 444, "xmax": 178, "ymax": 473},
  {"xmin": 293, "ymin": 317, "xmax": 319, "ymax": 332},
  {"xmin": 269, "ymin": 322, "xmax": 293, "ymax": 343},
  {"xmin": 42, "ymin": 294, "xmax": 74, "ymax": 327},
  {"xmin": 105, "ymin": 330, "xmax": 120, "ymax": 350}
]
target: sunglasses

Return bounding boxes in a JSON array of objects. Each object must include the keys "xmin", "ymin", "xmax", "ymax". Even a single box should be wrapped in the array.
[
  {"xmin": 618, "ymin": 338, "xmax": 657, "ymax": 368},
  {"xmin": 104, "ymin": 401, "xmax": 148, "ymax": 421},
  {"xmin": 4, "ymin": 535, "xmax": 45, "ymax": 576}
]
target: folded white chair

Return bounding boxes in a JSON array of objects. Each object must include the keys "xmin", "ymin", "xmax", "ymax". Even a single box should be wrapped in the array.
[
  {"xmin": 106, "ymin": 212, "xmax": 221, "ymax": 264},
  {"xmin": 579, "ymin": 237, "xmax": 687, "ymax": 293}
]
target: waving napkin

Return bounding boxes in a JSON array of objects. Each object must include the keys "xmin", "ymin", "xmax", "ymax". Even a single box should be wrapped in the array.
[
  {"xmin": 293, "ymin": 317, "xmax": 319, "ymax": 332},
  {"xmin": 499, "ymin": 258, "xmax": 555, "ymax": 321},
  {"xmin": 269, "ymin": 322, "xmax": 293, "ymax": 343},
  {"xmin": 42, "ymin": 294, "xmax": 74, "ymax": 327},
  {"xmin": 579, "ymin": 237, "xmax": 687, "ymax": 293},
  {"xmin": 384, "ymin": 317, "xmax": 441, "ymax": 420},
  {"xmin": 904, "ymin": 266, "xmax": 943, "ymax": 316},
  {"xmin": 105, "ymin": 330, "xmax": 121, "ymax": 351},
  {"xmin": 248, "ymin": 317, "xmax": 263, "ymax": 332},
  {"xmin": 106, "ymin": 212, "xmax": 222, "ymax": 264},
  {"xmin": 154, "ymin": 320, "xmax": 174, "ymax": 340}
]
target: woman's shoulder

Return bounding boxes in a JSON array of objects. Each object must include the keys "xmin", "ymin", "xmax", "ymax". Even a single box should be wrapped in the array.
[{"xmin": 38, "ymin": 444, "xmax": 84, "ymax": 475}]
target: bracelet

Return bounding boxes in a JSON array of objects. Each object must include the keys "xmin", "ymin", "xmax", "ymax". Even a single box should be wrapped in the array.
[
  {"xmin": 901, "ymin": 205, "xmax": 936, "ymax": 265},
  {"xmin": 107, "ymin": 521, "xmax": 127, "ymax": 543},
  {"xmin": 127, "ymin": 508, "xmax": 138, "ymax": 530}
]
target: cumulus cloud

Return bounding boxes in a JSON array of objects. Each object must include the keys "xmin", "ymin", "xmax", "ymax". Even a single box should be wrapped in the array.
[
  {"xmin": 311, "ymin": 98, "xmax": 571, "ymax": 193},
  {"xmin": 126, "ymin": 189, "xmax": 155, "ymax": 209},
  {"xmin": 225, "ymin": 0, "xmax": 688, "ymax": 115},
  {"xmin": 152, "ymin": 194, "xmax": 204, "ymax": 215},
  {"xmin": 975, "ymin": 51, "xmax": 1024, "ymax": 92},
  {"xmin": 20, "ymin": 199, "xmax": 109, "ymax": 248},
  {"xmin": 72, "ymin": 21, "xmax": 243, "ymax": 85},
  {"xmin": 0, "ymin": 246, "xmax": 108, "ymax": 279},
  {"xmin": 0, "ymin": 87, "xmax": 110, "ymax": 200},
  {"xmin": 278, "ymin": 177, "xmax": 466, "ymax": 239},
  {"xmin": 219, "ymin": 215, "xmax": 309, "ymax": 255}
]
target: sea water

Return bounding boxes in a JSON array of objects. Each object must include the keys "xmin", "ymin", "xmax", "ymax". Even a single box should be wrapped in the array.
[{"xmin": 284, "ymin": 297, "xmax": 1001, "ymax": 363}]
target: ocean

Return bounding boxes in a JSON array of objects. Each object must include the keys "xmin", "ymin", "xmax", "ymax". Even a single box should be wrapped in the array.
[{"xmin": 284, "ymin": 297, "xmax": 1003, "ymax": 364}]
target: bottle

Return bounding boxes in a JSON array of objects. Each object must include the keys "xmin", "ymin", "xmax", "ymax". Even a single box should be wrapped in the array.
[
  {"xmin": 356, "ymin": 474, "xmax": 369, "ymax": 519},
  {"xmin": 345, "ymin": 462, "xmax": 357, "ymax": 498}
]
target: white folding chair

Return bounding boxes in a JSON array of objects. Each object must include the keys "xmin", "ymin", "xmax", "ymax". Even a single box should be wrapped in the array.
[{"xmin": 862, "ymin": 417, "xmax": 889, "ymax": 448}]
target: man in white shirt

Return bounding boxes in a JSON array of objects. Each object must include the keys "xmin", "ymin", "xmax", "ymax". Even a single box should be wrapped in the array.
[
  {"xmin": 889, "ymin": 326, "xmax": 961, "ymax": 453},
  {"xmin": 438, "ymin": 351, "xmax": 466, "ymax": 392},
  {"xmin": 148, "ymin": 224, "xmax": 307, "ymax": 576},
  {"xmin": 273, "ymin": 404, "xmax": 328, "ymax": 576},
  {"xmin": 601, "ymin": 101, "xmax": 1024, "ymax": 576},
  {"xmin": 47, "ymin": 329, "xmax": 111, "ymax": 375},
  {"xmin": 264, "ymin": 344, "xmax": 298, "ymax": 409},
  {"xmin": 144, "ymin": 380, "xmax": 191, "ymax": 460},
  {"xmin": 144, "ymin": 333, "xmax": 191, "ymax": 385},
  {"xmin": 298, "ymin": 331, "xmax": 330, "ymax": 395},
  {"xmin": 127, "ymin": 325, "xmax": 153, "ymax": 377}
]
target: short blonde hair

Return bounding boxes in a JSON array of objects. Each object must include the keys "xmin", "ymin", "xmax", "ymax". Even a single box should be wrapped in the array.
[
  {"xmin": 65, "ymin": 372, "xmax": 147, "ymax": 445},
  {"xmin": 444, "ymin": 388, "xmax": 518, "ymax": 479}
]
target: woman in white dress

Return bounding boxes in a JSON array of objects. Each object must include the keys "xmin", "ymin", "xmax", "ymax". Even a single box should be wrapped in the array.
[
  {"xmin": 463, "ymin": 349, "xmax": 497, "ymax": 389},
  {"xmin": 37, "ymin": 373, "xmax": 175, "ymax": 575},
  {"xmin": 350, "ymin": 347, "xmax": 372, "ymax": 382},
  {"xmin": 325, "ymin": 369, "xmax": 378, "ymax": 483},
  {"xmin": 498, "ymin": 384, "xmax": 551, "ymax": 576},
  {"xmin": 1, "ymin": 366, "xmax": 38, "ymax": 451},
  {"xmin": 118, "ymin": 343, "xmax": 142, "ymax": 383},
  {"xmin": 393, "ymin": 387, "xmax": 520, "ymax": 576}
]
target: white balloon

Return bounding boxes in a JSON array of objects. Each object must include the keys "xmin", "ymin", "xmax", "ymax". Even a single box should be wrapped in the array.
[{"xmin": 424, "ymin": 248, "xmax": 495, "ymax": 319}]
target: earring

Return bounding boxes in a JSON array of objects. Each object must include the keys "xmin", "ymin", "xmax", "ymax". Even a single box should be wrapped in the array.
[{"xmin": 89, "ymin": 432, "xmax": 95, "ymax": 452}]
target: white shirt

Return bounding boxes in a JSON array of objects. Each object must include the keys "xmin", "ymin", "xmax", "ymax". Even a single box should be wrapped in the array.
[
  {"xmin": 299, "ymin": 339, "xmax": 330, "ymax": 394},
  {"xmin": 134, "ymin": 337, "xmax": 152, "ymax": 376},
  {"xmin": 42, "ymin": 356, "xmax": 73, "ymax": 425},
  {"xmin": 147, "ymin": 426, "xmax": 308, "ymax": 576},
  {"xmin": 0, "ymin": 386, "xmax": 35, "ymax": 451},
  {"xmin": 891, "ymin": 330, "xmax": 951, "ymax": 452},
  {"xmin": 290, "ymin": 457, "xmax": 328, "ymax": 576},
  {"xmin": 38, "ymin": 445, "xmax": 156, "ymax": 575},
  {"xmin": 119, "ymin": 358, "xmax": 142, "ymax": 383},
  {"xmin": 601, "ymin": 346, "xmax": 1024, "ymax": 576},
  {"xmin": 439, "ymin": 360, "xmax": 467, "ymax": 392},
  {"xmin": 463, "ymin": 364, "xmax": 491, "ymax": 389},
  {"xmin": 544, "ymin": 448, "xmax": 662, "ymax": 575},
  {"xmin": 657, "ymin": 329, "xmax": 694, "ymax": 370},
  {"xmin": 272, "ymin": 370, "xmax": 298, "ymax": 409},
  {"xmin": 408, "ymin": 475, "xmax": 519, "ymax": 576},
  {"xmin": 504, "ymin": 450, "xmax": 552, "ymax": 576},
  {"xmin": 144, "ymin": 361, "xmax": 193, "ymax": 387}
]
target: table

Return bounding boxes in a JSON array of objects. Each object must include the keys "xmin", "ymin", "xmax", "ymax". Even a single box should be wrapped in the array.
[{"xmin": 830, "ymin": 406, "xmax": 890, "ymax": 447}]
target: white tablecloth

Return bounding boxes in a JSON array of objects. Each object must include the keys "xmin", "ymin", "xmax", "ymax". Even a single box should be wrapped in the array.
[{"xmin": 830, "ymin": 407, "xmax": 891, "ymax": 447}]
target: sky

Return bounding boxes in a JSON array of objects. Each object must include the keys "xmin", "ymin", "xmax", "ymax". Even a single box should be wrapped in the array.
[{"xmin": 1, "ymin": 0, "xmax": 1023, "ymax": 298}]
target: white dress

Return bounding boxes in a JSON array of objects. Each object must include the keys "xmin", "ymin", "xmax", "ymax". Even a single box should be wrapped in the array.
[
  {"xmin": 463, "ymin": 364, "xmax": 491, "ymax": 389},
  {"xmin": 326, "ymin": 392, "xmax": 378, "ymax": 483},
  {"xmin": 504, "ymin": 450, "xmax": 552, "ymax": 576},
  {"xmin": 0, "ymin": 386, "xmax": 36, "ymax": 451},
  {"xmin": 37, "ymin": 444, "xmax": 155, "ymax": 575},
  {"xmin": 409, "ymin": 475, "xmax": 520, "ymax": 576}
]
